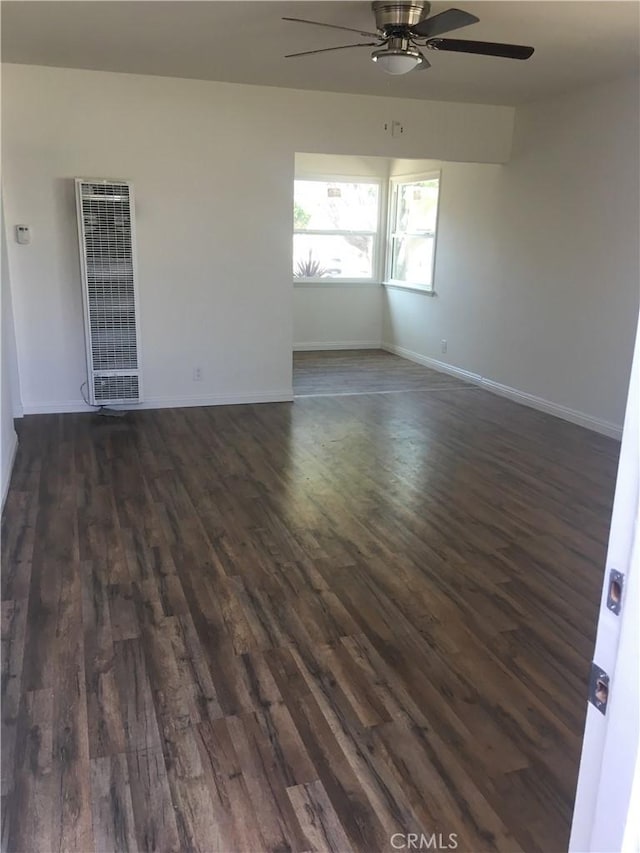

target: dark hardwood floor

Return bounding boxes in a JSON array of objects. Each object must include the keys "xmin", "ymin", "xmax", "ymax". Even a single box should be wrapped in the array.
[
  {"xmin": 1, "ymin": 353, "xmax": 620, "ymax": 852},
  {"xmin": 293, "ymin": 349, "xmax": 470, "ymax": 396}
]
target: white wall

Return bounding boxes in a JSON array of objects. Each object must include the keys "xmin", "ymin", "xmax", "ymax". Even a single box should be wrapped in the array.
[
  {"xmin": 383, "ymin": 156, "xmax": 509, "ymax": 378},
  {"xmin": 383, "ymin": 75, "xmax": 640, "ymax": 436},
  {"xmin": 1, "ymin": 198, "xmax": 19, "ymax": 506},
  {"xmin": 1, "ymin": 64, "xmax": 514, "ymax": 413},
  {"xmin": 294, "ymin": 153, "xmax": 388, "ymax": 350},
  {"xmin": 293, "ymin": 284, "xmax": 384, "ymax": 350}
]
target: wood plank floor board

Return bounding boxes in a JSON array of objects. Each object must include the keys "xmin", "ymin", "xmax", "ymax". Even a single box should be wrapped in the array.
[
  {"xmin": 82, "ymin": 556, "xmax": 128, "ymax": 759},
  {"xmin": 195, "ymin": 716, "xmax": 272, "ymax": 853},
  {"xmin": 286, "ymin": 779, "xmax": 355, "ymax": 853},
  {"xmin": 90, "ymin": 753, "xmax": 139, "ymax": 853},
  {"xmin": 268, "ymin": 654, "xmax": 391, "ymax": 853},
  {"xmin": 6, "ymin": 687, "xmax": 55, "ymax": 853},
  {"xmin": 1, "ymin": 351, "xmax": 619, "ymax": 852},
  {"xmin": 125, "ymin": 746, "xmax": 181, "ymax": 853},
  {"xmin": 0, "ymin": 598, "xmax": 28, "ymax": 798}
]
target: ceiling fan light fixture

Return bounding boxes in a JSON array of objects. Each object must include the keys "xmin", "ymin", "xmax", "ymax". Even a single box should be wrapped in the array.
[{"xmin": 372, "ymin": 46, "xmax": 422, "ymax": 74}]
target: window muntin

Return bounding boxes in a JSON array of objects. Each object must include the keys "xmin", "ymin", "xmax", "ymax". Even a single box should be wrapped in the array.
[
  {"xmin": 388, "ymin": 175, "xmax": 440, "ymax": 291},
  {"xmin": 293, "ymin": 179, "xmax": 380, "ymax": 281}
]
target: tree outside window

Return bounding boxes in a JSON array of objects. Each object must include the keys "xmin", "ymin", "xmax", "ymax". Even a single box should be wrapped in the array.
[{"xmin": 293, "ymin": 180, "xmax": 380, "ymax": 281}]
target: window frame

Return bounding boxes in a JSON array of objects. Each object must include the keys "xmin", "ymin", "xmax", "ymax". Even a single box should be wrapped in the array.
[
  {"xmin": 385, "ymin": 170, "xmax": 441, "ymax": 294},
  {"xmin": 293, "ymin": 174, "xmax": 384, "ymax": 286}
]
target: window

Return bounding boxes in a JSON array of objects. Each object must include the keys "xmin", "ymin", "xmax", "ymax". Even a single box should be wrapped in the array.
[
  {"xmin": 387, "ymin": 174, "xmax": 440, "ymax": 292},
  {"xmin": 293, "ymin": 179, "xmax": 380, "ymax": 281}
]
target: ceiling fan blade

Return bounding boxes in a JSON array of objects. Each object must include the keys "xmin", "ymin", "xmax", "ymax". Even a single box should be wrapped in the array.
[
  {"xmin": 285, "ymin": 42, "xmax": 379, "ymax": 59},
  {"xmin": 282, "ymin": 17, "xmax": 379, "ymax": 39},
  {"xmin": 427, "ymin": 38, "xmax": 534, "ymax": 59},
  {"xmin": 411, "ymin": 8, "xmax": 479, "ymax": 38},
  {"xmin": 416, "ymin": 53, "xmax": 431, "ymax": 70}
]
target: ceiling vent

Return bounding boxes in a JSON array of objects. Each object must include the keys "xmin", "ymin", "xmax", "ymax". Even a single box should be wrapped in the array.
[{"xmin": 75, "ymin": 179, "xmax": 143, "ymax": 406}]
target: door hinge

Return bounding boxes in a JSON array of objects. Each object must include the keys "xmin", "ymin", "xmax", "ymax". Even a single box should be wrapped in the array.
[
  {"xmin": 606, "ymin": 569, "xmax": 624, "ymax": 615},
  {"xmin": 588, "ymin": 663, "xmax": 609, "ymax": 715}
]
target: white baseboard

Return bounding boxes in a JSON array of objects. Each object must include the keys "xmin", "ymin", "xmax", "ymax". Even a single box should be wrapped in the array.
[
  {"xmin": 293, "ymin": 341, "xmax": 381, "ymax": 352},
  {"xmin": 140, "ymin": 391, "xmax": 294, "ymax": 410},
  {"xmin": 478, "ymin": 377, "xmax": 622, "ymax": 439},
  {"xmin": 382, "ymin": 342, "xmax": 622, "ymax": 440},
  {"xmin": 22, "ymin": 400, "xmax": 94, "ymax": 414},
  {"xmin": 383, "ymin": 343, "xmax": 483, "ymax": 385},
  {"xmin": 22, "ymin": 390, "xmax": 294, "ymax": 415},
  {"xmin": 1, "ymin": 429, "xmax": 18, "ymax": 511}
]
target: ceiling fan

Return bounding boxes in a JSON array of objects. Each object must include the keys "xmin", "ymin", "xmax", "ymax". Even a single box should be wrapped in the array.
[{"xmin": 283, "ymin": 1, "xmax": 534, "ymax": 75}]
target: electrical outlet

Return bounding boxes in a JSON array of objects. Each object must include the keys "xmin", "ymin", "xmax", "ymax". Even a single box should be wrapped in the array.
[
  {"xmin": 193, "ymin": 367, "xmax": 203, "ymax": 382},
  {"xmin": 441, "ymin": 339, "xmax": 448, "ymax": 354},
  {"xmin": 15, "ymin": 225, "xmax": 31, "ymax": 245},
  {"xmin": 384, "ymin": 121, "xmax": 404, "ymax": 137}
]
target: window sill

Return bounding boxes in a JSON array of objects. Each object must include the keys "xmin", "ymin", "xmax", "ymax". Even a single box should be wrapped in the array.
[
  {"xmin": 382, "ymin": 282, "xmax": 436, "ymax": 296},
  {"xmin": 293, "ymin": 280, "xmax": 382, "ymax": 288}
]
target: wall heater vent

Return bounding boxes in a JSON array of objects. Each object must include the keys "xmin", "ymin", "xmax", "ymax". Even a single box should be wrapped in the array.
[{"xmin": 75, "ymin": 178, "xmax": 143, "ymax": 405}]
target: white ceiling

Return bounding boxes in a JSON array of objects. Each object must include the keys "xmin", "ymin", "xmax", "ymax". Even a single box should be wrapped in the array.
[{"xmin": 2, "ymin": 1, "xmax": 639, "ymax": 105}]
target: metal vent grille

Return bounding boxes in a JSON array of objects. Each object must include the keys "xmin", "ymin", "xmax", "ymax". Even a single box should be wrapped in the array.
[
  {"xmin": 76, "ymin": 179, "xmax": 142, "ymax": 405},
  {"xmin": 83, "ymin": 182, "xmax": 130, "ymax": 198},
  {"xmin": 93, "ymin": 374, "xmax": 139, "ymax": 403}
]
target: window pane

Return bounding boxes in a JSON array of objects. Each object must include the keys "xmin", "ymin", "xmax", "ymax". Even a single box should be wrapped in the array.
[
  {"xmin": 395, "ymin": 179, "xmax": 439, "ymax": 233},
  {"xmin": 294, "ymin": 234, "xmax": 374, "ymax": 279},
  {"xmin": 391, "ymin": 235, "xmax": 435, "ymax": 286},
  {"xmin": 294, "ymin": 181, "xmax": 379, "ymax": 232}
]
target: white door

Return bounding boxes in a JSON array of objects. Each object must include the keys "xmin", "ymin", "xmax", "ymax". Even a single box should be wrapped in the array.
[{"xmin": 570, "ymin": 313, "xmax": 639, "ymax": 852}]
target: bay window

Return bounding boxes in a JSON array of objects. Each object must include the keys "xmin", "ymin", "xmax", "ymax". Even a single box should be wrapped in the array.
[
  {"xmin": 293, "ymin": 179, "xmax": 380, "ymax": 282},
  {"xmin": 387, "ymin": 174, "xmax": 440, "ymax": 292}
]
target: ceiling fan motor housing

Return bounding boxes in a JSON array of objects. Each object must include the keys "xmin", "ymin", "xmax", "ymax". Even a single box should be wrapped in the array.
[{"xmin": 371, "ymin": 1, "xmax": 431, "ymax": 34}]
